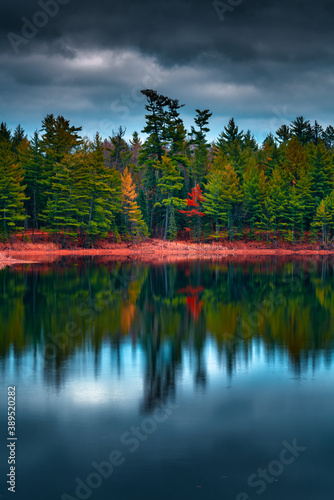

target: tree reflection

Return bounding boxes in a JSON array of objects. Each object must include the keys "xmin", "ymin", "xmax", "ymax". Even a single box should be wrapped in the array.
[{"xmin": 1, "ymin": 257, "xmax": 334, "ymax": 398}]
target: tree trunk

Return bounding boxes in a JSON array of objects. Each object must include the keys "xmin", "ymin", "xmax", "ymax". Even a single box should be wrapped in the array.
[{"xmin": 164, "ymin": 205, "xmax": 169, "ymax": 240}]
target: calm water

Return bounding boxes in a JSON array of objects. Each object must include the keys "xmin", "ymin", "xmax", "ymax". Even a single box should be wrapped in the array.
[{"xmin": 1, "ymin": 257, "xmax": 334, "ymax": 500}]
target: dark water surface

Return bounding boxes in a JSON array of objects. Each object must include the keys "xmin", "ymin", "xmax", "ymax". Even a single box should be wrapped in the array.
[{"xmin": 1, "ymin": 257, "xmax": 334, "ymax": 500}]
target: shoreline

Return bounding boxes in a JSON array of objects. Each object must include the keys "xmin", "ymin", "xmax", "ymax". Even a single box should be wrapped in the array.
[{"xmin": 2, "ymin": 239, "xmax": 334, "ymax": 268}]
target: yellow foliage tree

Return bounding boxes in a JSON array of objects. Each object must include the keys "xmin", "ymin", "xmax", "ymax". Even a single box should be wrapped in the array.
[{"xmin": 121, "ymin": 167, "xmax": 148, "ymax": 241}]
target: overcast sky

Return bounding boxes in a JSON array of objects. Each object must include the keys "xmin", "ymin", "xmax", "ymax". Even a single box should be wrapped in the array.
[{"xmin": 1, "ymin": 0, "xmax": 334, "ymax": 143}]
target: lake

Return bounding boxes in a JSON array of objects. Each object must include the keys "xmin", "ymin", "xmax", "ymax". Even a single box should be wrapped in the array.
[{"xmin": 0, "ymin": 257, "xmax": 334, "ymax": 500}]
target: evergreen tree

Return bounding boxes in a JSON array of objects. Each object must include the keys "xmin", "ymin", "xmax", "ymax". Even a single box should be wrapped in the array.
[
  {"xmin": 154, "ymin": 156, "xmax": 185, "ymax": 240},
  {"xmin": 257, "ymin": 138, "xmax": 278, "ymax": 177},
  {"xmin": 42, "ymin": 150, "xmax": 84, "ymax": 245},
  {"xmin": 243, "ymin": 130, "xmax": 258, "ymax": 151},
  {"xmin": 275, "ymin": 124, "xmax": 292, "ymax": 145},
  {"xmin": 290, "ymin": 116, "xmax": 312, "ymax": 145},
  {"xmin": 139, "ymin": 90, "xmax": 187, "ymax": 237},
  {"xmin": 0, "ymin": 122, "xmax": 11, "ymax": 143},
  {"xmin": 280, "ymin": 136, "xmax": 308, "ymax": 182},
  {"xmin": 311, "ymin": 197, "xmax": 333, "ymax": 246},
  {"xmin": 40, "ymin": 114, "xmax": 82, "ymax": 216},
  {"xmin": 323, "ymin": 125, "xmax": 334, "ymax": 150},
  {"xmin": 285, "ymin": 184, "xmax": 304, "ymax": 242},
  {"xmin": 243, "ymin": 162, "xmax": 265, "ymax": 236},
  {"xmin": 217, "ymin": 118, "xmax": 243, "ymax": 149},
  {"xmin": 43, "ymin": 134, "xmax": 122, "ymax": 246},
  {"xmin": 84, "ymin": 134, "xmax": 122, "ymax": 244},
  {"xmin": 308, "ymin": 141, "xmax": 334, "ymax": 209},
  {"xmin": 311, "ymin": 120, "xmax": 324, "ymax": 145},
  {"xmin": 295, "ymin": 169, "xmax": 314, "ymax": 232},
  {"xmin": 265, "ymin": 167, "xmax": 288, "ymax": 238},
  {"xmin": 0, "ymin": 139, "xmax": 27, "ymax": 239},
  {"xmin": 139, "ymin": 89, "xmax": 184, "ymax": 162},
  {"xmin": 189, "ymin": 109, "xmax": 212, "ymax": 186},
  {"xmin": 108, "ymin": 126, "xmax": 132, "ymax": 172},
  {"xmin": 210, "ymin": 153, "xmax": 243, "ymax": 239},
  {"xmin": 129, "ymin": 131, "xmax": 142, "ymax": 171},
  {"xmin": 202, "ymin": 171, "xmax": 227, "ymax": 236},
  {"xmin": 220, "ymin": 163, "xmax": 243, "ymax": 239},
  {"xmin": 12, "ymin": 125, "xmax": 26, "ymax": 154},
  {"xmin": 40, "ymin": 114, "xmax": 82, "ymax": 163},
  {"xmin": 20, "ymin": 131, "xmax": 43, "ymax": 230}
]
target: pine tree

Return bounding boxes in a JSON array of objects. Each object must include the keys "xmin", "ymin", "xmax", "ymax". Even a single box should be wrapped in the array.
[
  {"xmin": 275, "ymin": 124, "xmax": 292, "ymax": 145},
  {"xmin": 311, "ymin": 121, "xmax": 324, "ymax": 145},
  {"xmin": 42, "ymin": 151, "xmax": 84, "ymax": 244},
  {"xmin": 217, "ymin": 118, "xmax": 243, "ymax": 149},
  {"xmin": 40, "ymin": 114, "xmax": 82, "ymax": 163},
  {"xmin": 139, "ymin": 89, "xmax": 184, "ymax": 162},
  {"xmin": 19, "ymin": 131, "xmax": 43, "ymax": 230},
  {"xmin": 285, "ymin": 184, "xmax": 303, "ymax": 242},
  {"xmin": 323, "ymin": 126, "xmax": 334, "ymax": 150},
  {"xmin": 108, "ymin": 126, "xmax": 132, "ymax": 172},
  {"xmin": 257, "ymin": 138, "xmax": 278, "ymax": 178},
  {"xmin": 308, "ymin": 141, "xmax": 334, "ymax": 209},
  {"xmin": 43, "ymin": 134, "xmax": 122, "ymax": 246},
  {"xmin": 279, "ymin": 136, "xmax": 309, "ymax": 182},
  {"xmin": 129, "ymin": 131, "xmax": 142, "ymax": 173},
  {"xmin": 221, "ymin": 163, "xmax": 243, "ymax": 239},
  {"xmin": 139, "ymin": 90, "xmax": 187, "ymax": 237},
  {"xmin": 84, "ymin": 134, "xmax": 122, "ymax": 244},
  {"xmin": 243, "ymin": 130, "xmax": 258, "ymax": 151},
  {"xmin": 154, "ymin": 156, "xmax": 185, "ymax": 240},
  {"xmin": 0, "ymin": 123, "xmax": 11, "ymax": 143},
  {"xmin": 295, "ymin": 169, "xmax": 314, "ymax": 233},
  {"xmin": 290, "ymin": 116, "xmax": 312, "ymax": 145},
  {"xmin": 0, "ymin": 139, "xmax": 27, "ymax": 239},
  {"xmin": 243, "ymin": 162, "xmax": 265, "ymax": 237},
  {"xmin": 189, "ymin": 109, "xmax": 212, "ymax": 186},
  {"xmin": 40, "ymin": 114, "xmax": 82, "ymax": 216},
  {"xmin": 210, "ymin": 153, "xmax": 243, "ymax": 239},
  {"xmin": 265, "ymin": 167, "xmax": 288, "ymax": 239},
  {"xmin": 142, "ymin": 163, "xmax": 158, "ymax": 234},
  {"xmin": 311, "ymin": 198, "xmax": 332, "ymax": 246},
  {"xmin": 202, "ymin": 171, "xmax": 224, "ymax": 235},
  {"xmin": 12, "ymin": 125, "xmax": 26, "ymax": 155}
]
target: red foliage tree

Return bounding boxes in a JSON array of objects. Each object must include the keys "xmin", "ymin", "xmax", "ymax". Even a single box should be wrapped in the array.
[
  {"xmin": 178, "ymin": 184, "xmax": 205, "ymax": 217},
  {"xmin": 178, "ymin": 184, "xmax": 205, "ymax": 241}
]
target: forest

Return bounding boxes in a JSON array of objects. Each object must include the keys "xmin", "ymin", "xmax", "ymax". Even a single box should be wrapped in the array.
[{"xmin": 2, "ymin": 89, "xmax": 334, "ymax": 247}]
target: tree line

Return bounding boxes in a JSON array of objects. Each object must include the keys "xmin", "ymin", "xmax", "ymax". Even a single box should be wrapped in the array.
[{"xmin": 2, "ymin": 89, "xmax": 334, "ymax": 246}]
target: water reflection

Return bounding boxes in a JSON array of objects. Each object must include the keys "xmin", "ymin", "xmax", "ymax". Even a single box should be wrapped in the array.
[
  {"xmin": 1, "ymin": 258, "xmax": 334, "ymax": 500},
  {"xmin": 1, "ymin": 258, "xmax": 334, "ymax": 396}
]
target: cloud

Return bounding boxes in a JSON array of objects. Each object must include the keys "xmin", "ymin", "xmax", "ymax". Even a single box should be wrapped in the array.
[{"xmin": 1, "ymin": 0, "xmax": 334, "ymax": 141}]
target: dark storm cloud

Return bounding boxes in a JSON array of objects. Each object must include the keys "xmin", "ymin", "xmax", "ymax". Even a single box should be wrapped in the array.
[{"xmin": 1, "ymin": 0, "xmax": 334, "ymax": 141}]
